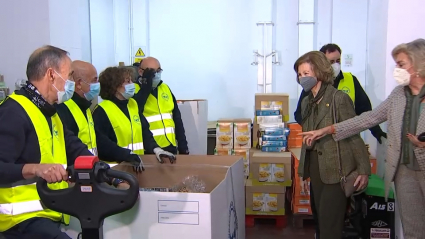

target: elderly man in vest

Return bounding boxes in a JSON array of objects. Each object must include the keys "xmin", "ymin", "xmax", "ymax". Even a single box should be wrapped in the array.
[
  {"xmin": 293, "ymin": 43, "xmax": 387, "ymax": 239},
  {"xmin": 0, "ymin": 46, "xmax": 93, "ymax": 239},
  {"xmin": 133, "ymin": 57, "xmax": 189, "ymax": 155},
  {"xmin": 56, "ymin": 60, "xmax": 99, "ymax": 155}
]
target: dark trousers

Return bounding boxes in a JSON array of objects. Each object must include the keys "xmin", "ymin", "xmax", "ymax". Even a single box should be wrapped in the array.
[
  {"xmin": 2, "ymin": 217, "xmax": 71, "ymax": 239},
  {"xmin": 310, "ymin": 179, "xmax": 320, "ymax": 238},
  {"xmin": 309, "ymin": 151, "xmax": 346, "ymax": 239}
]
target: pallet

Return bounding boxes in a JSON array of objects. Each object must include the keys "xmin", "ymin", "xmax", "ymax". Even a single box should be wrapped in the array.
[
  {"xmin": 245, "ymin": 214, "xmax": 287, "ymax": 228},
  {"xmin": 292, "ymin": 214, "xmax": 314, "ymax": 228}
]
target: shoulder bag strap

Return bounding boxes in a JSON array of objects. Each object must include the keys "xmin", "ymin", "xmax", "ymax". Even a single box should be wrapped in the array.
[{"xmin": 332, "ymin": 90, "xmax": 345, "ymax": 181}]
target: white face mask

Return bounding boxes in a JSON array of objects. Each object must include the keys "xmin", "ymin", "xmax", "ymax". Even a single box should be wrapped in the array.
[
  {"xmin": 331, "ymin": 63, "xmax": 341, "ymax": 78},
  {"xmin": 393, "ymin": 68, "xmax": 411, "ymax": 86}
]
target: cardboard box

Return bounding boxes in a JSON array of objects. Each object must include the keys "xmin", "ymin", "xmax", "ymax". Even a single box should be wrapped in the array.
[
  {"xmin": 293, "ymin": 195, "xmax": 311, "ymax": 206},
  {"xmin": 245, "ymin": 179, "xmax": 286, "ymax": 215},
  {"xmin": 233, "ymin": 149, "xmax": 250, "ymax": 177},
  {"xmin": 370, "ymin": 157, "xmax": 377, "ymax": 174},
  {"xmin": 216, "ymin": 119, "xmax": 234, "ymax": 149},
  {"xmin": 233, "ymin": 118, "xmax": 252, "ymax": 149},
  {"xmin": 177, "ymin": 100, "xmax": 208, "ymax": 154},
  {"xmin": 249, "ymin": 149, "xmax": 292, "ymax": 186},
  {"xmin": 214, "ymin": 148, "xmax": 232, "ymax": 156},
  {"xmin": 254, "ymin": 93, "xmax": 289, "ymax": 122},
  {"xmin": 292, "ymin": 204, "xmax": 312, "ymax": 215},
  {"xmin": 293, "ymin": 177, "xmax": 310, "ymax": 196},
  {"xmin": 63, "ymin": 155, "xmax": 245, "ymax": 239}
]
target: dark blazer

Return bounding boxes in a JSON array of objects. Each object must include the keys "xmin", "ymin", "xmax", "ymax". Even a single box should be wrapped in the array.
[{"xmin": 298, "ymin": 85, "xmax": 371, "ymax": 184}]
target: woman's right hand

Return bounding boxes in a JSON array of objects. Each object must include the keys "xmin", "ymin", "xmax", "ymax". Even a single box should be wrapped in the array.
[
  {"xmin": 299, "ymin": 177, "xmax": 310, "ymax": 195},
  {"xmin": 299, "ymin": 126, "xmax": 332, "ymax": 146}
]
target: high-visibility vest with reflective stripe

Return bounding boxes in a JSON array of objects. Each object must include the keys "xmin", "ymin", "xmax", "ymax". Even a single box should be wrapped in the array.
[
  {"xmin": 0, "ymin": 93, "xmax": 69, "ymax": 232},
  {"xmin": 338, "ymin": 72, "xmax": 356, "ymax": 103},
  {"xmin": 135, "ymin": 83, "xmax": 141, "ymax": 94},
  {"xmin": 98, "ymin": 98, "xmax": 144, "ymax": 155},
  {"xmin": 64, "ymin": 99, "xmax": 97, "ymax": 155},
  {"xmin": 143, "ymin": 83, "xmax": 176, "ymax": 148}
]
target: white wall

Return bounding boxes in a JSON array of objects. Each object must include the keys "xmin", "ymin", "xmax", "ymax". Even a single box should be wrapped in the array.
[
  {"xmin": 0, "ymin": 0, "xmax": 91, "ymax": 89},
  {"xmin": 93, "ymin": 0, "xmax": 373, "ymax": 122},
  {"xmin": 89, "ymin": 0, "xmax": 116, "ymax": 72},
  {"xmin": 0, "ymin": 0, "xmax": 51, "ymax": 88}
]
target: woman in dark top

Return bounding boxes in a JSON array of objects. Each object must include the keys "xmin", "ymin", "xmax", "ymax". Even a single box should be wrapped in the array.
[{"xmin": 295, "ymin": 51, "xmax": 370, "ymax": 239}]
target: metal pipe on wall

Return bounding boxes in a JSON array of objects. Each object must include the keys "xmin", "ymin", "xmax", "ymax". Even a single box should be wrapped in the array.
[{"xmin": 129, "ymin": 0, "xmax": 134, "ymax": 64}]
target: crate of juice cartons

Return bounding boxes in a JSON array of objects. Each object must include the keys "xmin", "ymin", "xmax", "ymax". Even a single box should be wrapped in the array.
[
  {"xmin": 216, "ymin": 119, "xmax": 233, "ymax": 149},
  {"xmin": 233, "ymin": 118, "xmax": 252, "ymax": 149}
]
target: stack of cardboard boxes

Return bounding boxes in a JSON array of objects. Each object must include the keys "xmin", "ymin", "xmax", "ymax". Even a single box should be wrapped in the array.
[
  {"xmin": 214, "ymin": 118, "xmax": 252, "ymax": 177},
  {"xmin": 287, "ymin": 123, "xmax": 312, "ymax": 214},
  {"xmin": 245, "ymin": 93, "xmax": 292, "ymax": 219},
  {"xmin": 290, "ymin": 147, "xmax": 312, "ymax": 215}
]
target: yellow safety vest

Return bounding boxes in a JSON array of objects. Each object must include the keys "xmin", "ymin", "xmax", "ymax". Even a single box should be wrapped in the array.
[
  {"xmin": 98, "ymin": 98, "xmax": 144, "ymax": 155},
  {"xmin": 143, "ymin": 83, "xmax": 176, "ymax": 148},
  {"xmin": 338, "ymin": 72, "xmax": 356, "ymax": 103},
  {"xmin": 0, "ymin": 94, "xmax": 69, "ymax": 232},
  {"xmin": 135, "ymin": 83, "xmax": 141, "ymax": 94},
  {"xmin": 64, "ymin": 99, "xmax": 97, "ymax": 155}
]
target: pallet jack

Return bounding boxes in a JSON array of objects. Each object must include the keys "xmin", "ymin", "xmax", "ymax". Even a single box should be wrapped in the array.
[{"xmin": 36, "ymin": 156, "xmax": 140, "ymax": 239}]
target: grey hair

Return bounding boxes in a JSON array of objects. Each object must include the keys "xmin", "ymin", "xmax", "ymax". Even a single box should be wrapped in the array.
[
  {"xmin": 392, "ymin": 38, "xmax": 425, "ymax": 78},
  {"xmin": 26, "ymin": 45, "xmax": 69, "ymax": 81}
]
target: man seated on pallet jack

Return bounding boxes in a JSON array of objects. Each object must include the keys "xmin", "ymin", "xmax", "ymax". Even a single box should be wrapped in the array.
[{"xmin": 0, "ymin": 46, "xmax": 95, "ymax": 239}]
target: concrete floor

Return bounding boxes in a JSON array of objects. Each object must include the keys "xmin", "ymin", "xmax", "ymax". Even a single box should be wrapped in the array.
[{"xmin": 246, "ymin": 216, "xmax": 315, "ymax": 239}]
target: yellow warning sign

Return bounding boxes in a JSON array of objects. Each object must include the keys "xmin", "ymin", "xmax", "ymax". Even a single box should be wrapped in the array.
[
  {"xmin": 134, "ymin": 57, "xmax": 144, "ymax": 64},
  {"xmin": 135, "ymin": 48, "xmax": 145, "ymax": 57}
]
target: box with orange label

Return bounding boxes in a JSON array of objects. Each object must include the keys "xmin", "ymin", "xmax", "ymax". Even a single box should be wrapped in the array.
[
  {"xmin": 287, "ymin": 123, "xmax": 302, "ymax": 148},
  {"xmin": 214, "ymin": 148, "xmax": 232, "ymax": 156},
  {"xmin": 245, "ymin": 179, "xmax": 286, "ymax": 215},
  {"xmin": 293, "ymin": 195, "xmax": 311, "ymax": 206},
  {"xmin": 293, "ymin": 177, "xmax": 310, "ymax": 196},
  {"xmin": 233, "ymin": 118, "xmax": 252, "ymax": 149},
  {"xmin": 292, "ymin": 204, "xmax": 312, "ymax": 215},
  {"xmin": 233, "ymin": 149, "xmax": 250, "ymax": 177},
  {"xmin": 249, "ymin": 149, "xmax": 292, "ymax": 186},
  {"xmin": 216, "ymin": 119, "xmax": 233, "ymax": 149},
  {"xmin": 370, "ymin": 156, "xmax": 377, "ymax": 174}
]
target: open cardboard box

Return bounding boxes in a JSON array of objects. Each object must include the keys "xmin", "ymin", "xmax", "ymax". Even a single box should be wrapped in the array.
[{"xmin": 63, "ymin": 155, "xmax": 245, "ymax": 239}]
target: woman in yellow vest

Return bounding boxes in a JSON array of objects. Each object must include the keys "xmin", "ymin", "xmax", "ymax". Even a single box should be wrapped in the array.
[{"xmin": 92, "ymin": 67, "xmax": 176, "ymax": 169}]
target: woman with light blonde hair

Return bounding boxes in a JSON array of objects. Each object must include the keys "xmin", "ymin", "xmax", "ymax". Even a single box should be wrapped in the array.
[
  {"xmin": 295, "ymin": 51, "xmax": 370, "ymax": 239},
  {"xmin": 301, "ymin": 39, "xmax": 425, "ymax": 239}
]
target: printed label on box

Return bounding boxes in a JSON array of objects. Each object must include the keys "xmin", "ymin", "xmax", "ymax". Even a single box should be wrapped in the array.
[
  {"xmin": 252, "ymin": 193, "xmax": 278, "ymax": 212},
  {"xmin": 234, "ymin": 122, "xmax": 251, "ymax": 148},
  {"xmin": 370, "ymin": 228, "xmax": 390, "ymax": 239},
  {"xmin": 216, "ymin": 122, "xmax": 233, "ymax": 149},
  {"xmin": 258, "ymin": 163, "xmax": 285, "ymax": 182},
  {"xmin": 260, "ymin": 101, "xmax": 283, "ymax": 110}
]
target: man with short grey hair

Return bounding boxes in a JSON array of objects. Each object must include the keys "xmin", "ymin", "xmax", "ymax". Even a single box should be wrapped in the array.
[{"xmin": 0, "ymin": 45, "xmax": 92, "ymax": 239}]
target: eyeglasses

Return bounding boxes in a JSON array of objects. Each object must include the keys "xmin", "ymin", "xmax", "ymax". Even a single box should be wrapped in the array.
[{"xmin": 139, "ymin": 68, "xmax": 163, "ymax": 73}]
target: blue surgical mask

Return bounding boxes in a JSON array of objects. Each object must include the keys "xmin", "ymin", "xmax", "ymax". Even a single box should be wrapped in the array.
[
  {"xmin": 152, "ymin": 72, "xmax": 161, "ymax": 88},
  {"xmin": 53, "ymin": 70, "xmax": 75, "ymax": 104},
  {"xmin": 121, "ymin": 83, "xmax": 135, "ymax": 99},
  {"xmin": 84, "ymin": 82, "xmax": 100, "ymax": 101}
]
